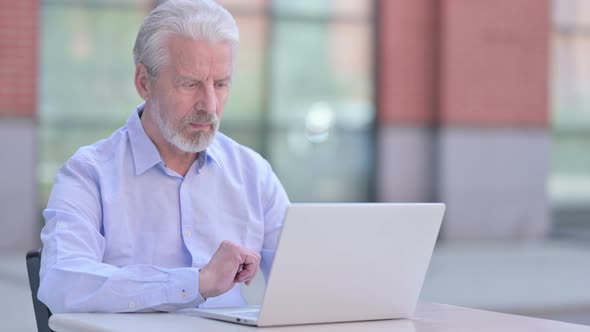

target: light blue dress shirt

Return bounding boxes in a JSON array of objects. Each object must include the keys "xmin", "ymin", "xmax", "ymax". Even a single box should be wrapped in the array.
[{"xmin": 38, "ymin": 104, "xmax": 290, "ymax": 313}]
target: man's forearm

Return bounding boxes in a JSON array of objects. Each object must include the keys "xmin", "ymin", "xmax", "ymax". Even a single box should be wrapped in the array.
[{"xmin": 39, "ymin": 258, "xmax": 204, "ymax": 313}]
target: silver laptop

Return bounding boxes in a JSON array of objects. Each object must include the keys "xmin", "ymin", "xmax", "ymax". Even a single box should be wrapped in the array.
[{"xmin": 185, "ymin": 203, "xmax": 445, "ymax": 327}]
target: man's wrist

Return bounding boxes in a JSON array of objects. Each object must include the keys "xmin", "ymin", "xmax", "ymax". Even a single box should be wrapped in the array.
[{"xmin": 198, "ymin": 268, "xmax": 212, "ymax": 300}]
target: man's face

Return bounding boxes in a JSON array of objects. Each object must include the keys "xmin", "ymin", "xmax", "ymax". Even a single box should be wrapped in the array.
[{"xmin": 148, "ymin": 36, "xmax": 233, "ymax": 153}]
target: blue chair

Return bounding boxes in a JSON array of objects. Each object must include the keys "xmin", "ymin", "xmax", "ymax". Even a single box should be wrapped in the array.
[{"xmin": 26, "ymin": 248, "xmax": 53, "ymax": 332}]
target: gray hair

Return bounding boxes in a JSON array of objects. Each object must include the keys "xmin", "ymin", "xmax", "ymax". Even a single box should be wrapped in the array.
[{"xmin": 133, "ymin": 0, "xmax": 239, "ymax": 78}]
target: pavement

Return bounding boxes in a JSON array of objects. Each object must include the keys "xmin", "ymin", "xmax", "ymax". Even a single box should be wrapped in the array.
[
  {"xmin": 421, "ymin": 240, "xmax": 590, "ymax": 325},
  {"xmin": 0, "ymin": 252, "xmax": 37, "ymax": 332},
  {"xmin": 2, "ymin": 239, "xmax": 589, "ymax": 331}
]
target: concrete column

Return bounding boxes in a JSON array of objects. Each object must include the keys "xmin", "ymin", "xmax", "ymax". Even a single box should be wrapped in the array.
[
  {"xmin": 438, "ymin": 0, "xmax": 550, "ymax": 240},
  {"xmin": 0, "ymin": 0, "xmax": 40, "ymax": 250},
  {"xmin": 377, "ymin": 0, "xmax": 550, "ymax": 240},
  {"xmin": 377, "ymin": 0, "xmax": 439, "ymax": 203}
]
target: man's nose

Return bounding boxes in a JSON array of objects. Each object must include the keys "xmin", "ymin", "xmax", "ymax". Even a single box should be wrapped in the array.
[{"xmin": 196, "ymin": 82, "xmax": 216, "ymax": 113}]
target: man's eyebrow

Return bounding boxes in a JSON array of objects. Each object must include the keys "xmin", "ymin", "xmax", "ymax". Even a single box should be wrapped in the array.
[{"xmin": 176, "ymin": 75, "xmax": 231, "ymax": 82}]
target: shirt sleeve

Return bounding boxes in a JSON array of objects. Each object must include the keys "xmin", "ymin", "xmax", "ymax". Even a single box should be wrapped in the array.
[
  {"xmin": 259, "ymin": 161, "xmax": 290, "ymax": 282},
  {"xmin": 38, "ymin": 154, "xmax": 205, "ymax": 313}
]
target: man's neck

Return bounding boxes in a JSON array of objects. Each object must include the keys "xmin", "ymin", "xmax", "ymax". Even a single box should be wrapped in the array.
[{"xmin": 140, "ymin": 104, "xmax": 197, "ymax": 177}]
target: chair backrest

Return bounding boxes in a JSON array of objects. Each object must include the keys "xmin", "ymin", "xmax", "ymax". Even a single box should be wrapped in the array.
[{"xmin": 26, "ymin": 248, "xmax": 54, "ymax": 332}]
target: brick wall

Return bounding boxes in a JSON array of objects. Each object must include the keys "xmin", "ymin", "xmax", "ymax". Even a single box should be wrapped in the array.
[
  {"xmin": 440, "ymin": 0, "xmax": 549, "ymax": 127},
  {"xmin": 378, "ymin": 0, "xmax": 549, "ymax": 128},
  {"xmin": 0, "ymin": 0, "xmax": 40, "ymax": 250},
  {"xmin": 0, "ymin": 0, "xmax": 39, "ymax": 118},
  {"xmin": 378, "ymin": 0, "xmax": 438, "ymax": 125}
]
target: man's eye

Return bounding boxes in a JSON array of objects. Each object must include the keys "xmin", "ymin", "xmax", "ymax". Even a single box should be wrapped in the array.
[
  {"xmin": 183, "ymin": 83, "xmax": 197, "ymax": 88},
  {"xmin": 215, "ymin": 82, "xmax": 228, "ymax": 88}
]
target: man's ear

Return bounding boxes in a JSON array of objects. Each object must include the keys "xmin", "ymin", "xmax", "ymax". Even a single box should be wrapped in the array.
[{"xmin": 134, "ymin": 63, "xmax": 152, "ymax": 100}]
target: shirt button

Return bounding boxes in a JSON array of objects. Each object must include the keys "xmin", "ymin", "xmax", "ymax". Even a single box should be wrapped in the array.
[
  {"xmin": 181, "ymin": 289, "xmax": 187, "ymax": 299},
  {"xmin": 184, "ymin": 230, "xmax": 192, "ymax": 238},
  {"xmin": 57, "ymin": 224, "xmax": 66, "ymax": 229},
  {"xmin": 128, "ymin": 301, "xmax": 136, "ymax": 309}
]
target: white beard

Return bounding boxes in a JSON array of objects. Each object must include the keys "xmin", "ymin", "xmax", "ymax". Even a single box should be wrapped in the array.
[{"xmin": 151, "ymin": 100, "xmax": 220, "ymax": 153}]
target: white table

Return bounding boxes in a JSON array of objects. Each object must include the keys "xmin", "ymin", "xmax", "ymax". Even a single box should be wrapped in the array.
[{"xmin": 49, "ymin": 303, "xmax": 590, "ymax": 332}]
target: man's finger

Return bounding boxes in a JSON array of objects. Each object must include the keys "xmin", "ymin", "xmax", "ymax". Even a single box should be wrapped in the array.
[
  {"xmin": 245, "ymin": 264, "xmax": 258, "ymax": 282},
  {"xmin": 236, "ymin": 254, "xmax": 259, "ymax": 282},
  {"xmin": 235, "ymin": 268, "xmax": 251, "ymax": 282},
  {"xmin": 235, "ymin": 263, "xmax": 255, "ymax": 281}
]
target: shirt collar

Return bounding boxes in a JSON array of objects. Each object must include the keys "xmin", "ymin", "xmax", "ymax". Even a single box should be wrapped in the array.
[
  {"xmin": 128, "ymin": 103, "xmax": 163, "ymax": 175},
  {"xmin": 204, "ymin": 137, "xmax": 223, "ymax": 169},
  {"xmin": 128, "ymin": 103, "xmax": 222, "ymax": 175}
]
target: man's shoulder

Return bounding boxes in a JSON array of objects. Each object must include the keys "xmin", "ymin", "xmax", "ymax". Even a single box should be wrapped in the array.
[
  {"xmin": 211, "ymin": 132, "xmax": 271, "ymax": 172},
  {"xmin": 67, "ymin": 125, "xmax": 128, "ymax": 168}
]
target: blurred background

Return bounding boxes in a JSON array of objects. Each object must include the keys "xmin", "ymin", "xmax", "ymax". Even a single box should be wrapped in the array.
[{"xmin": 0, "ymin": 0, "xmax": 589, "ymax": 330}]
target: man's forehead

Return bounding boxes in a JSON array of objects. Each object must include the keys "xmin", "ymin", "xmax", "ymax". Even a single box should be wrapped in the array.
[
  {"xmin": 167, "ymin": 36, "xmax": 232, "ymax": 59},
  {"xmin": 164, "ymin": 36, "xmax": 233, "ymax": 75}
]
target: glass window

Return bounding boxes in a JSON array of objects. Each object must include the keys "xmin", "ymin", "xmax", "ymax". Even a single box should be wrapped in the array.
[
  {"xmin": 272, "ymin": 0, "xmax": 373, "ymax": 18},
  {"xmin": 268, "ymin": 20, "xmax": 374, "ymax": 202},
  {"xmin": 39, "ymin": 0, "xmax": 376, "ymax": 207},
  {"xmin": 551, "ymin": 0, "xmax": 590, "ymax": 230},
  {"xmin": 39, "ymin": 2, "xmax": 148, "ymax": 204},
  {"xmin": 219, "ymin": 14, "xmax": 268, "ymax": 153}
]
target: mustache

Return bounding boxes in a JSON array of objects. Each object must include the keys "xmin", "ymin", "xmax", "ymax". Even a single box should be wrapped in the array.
[{"xmin": 185, "ymin": 111, "xmax": 218, "ymax": 125}]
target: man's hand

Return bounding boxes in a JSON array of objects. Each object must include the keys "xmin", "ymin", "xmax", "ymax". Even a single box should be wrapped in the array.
[{"xmin": 198, "ymin": 240, "xmax": 261, "ymax": 299}]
